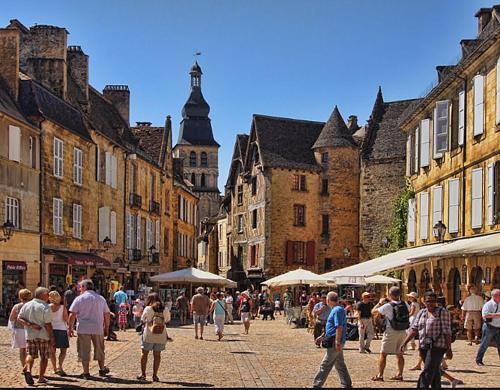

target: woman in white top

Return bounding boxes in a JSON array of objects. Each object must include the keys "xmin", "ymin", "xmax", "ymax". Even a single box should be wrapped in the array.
[
  {"xmin": 48, "ymin": 291, "xmax": 69, "ymax": 376},
  {"xmin": 8, "ymin": 289, "xmax": 32, "ymax": 370}
]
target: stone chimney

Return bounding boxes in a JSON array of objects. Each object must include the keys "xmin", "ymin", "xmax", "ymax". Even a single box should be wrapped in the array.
[
  {"xmin": 67, "ymin": 45, "xmax": 89, "ymax": 103},
  {"xmin": 24, "ymin": 25, "xmax": 68, "ymax": 99},
  {"xmin": 173, "ymin": 157, "xmax": 184, "ymax": 178},
  {"xmin": 475, "ymin": 8, "xmax": 492, "ymax": 35},
  {"xmin": 103, "ymin": 85, "xmax": 130, "ymax": 125},
  {"xmin": 347, "ymin": 115, "xmax": 358, "ymax": 132},
  {"xmin": 0, "ymin": 28, "xmax": 20, "ymax": 101}
]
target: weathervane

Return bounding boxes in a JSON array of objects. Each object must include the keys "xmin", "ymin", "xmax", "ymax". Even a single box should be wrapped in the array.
[{"xmin": 194, "ymin": 51, "xmax": 202, "ymax": 58}]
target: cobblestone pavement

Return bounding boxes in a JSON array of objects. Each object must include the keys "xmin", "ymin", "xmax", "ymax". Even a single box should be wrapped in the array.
[{"xmin": 0, "ymin": 315, "xmax": 498, "ymax": 388}]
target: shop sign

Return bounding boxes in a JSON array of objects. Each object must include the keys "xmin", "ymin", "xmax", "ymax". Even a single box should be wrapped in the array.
[
  {"xmin": 73, "ymin": 259, "xmax": 97, "ymax": 266},
  {"xmin": 4, "ymin": 261, "xmax": 27, "ymax": 271},
  {"xmin": 116, "ymin": 268, "xmax": 128, "ymax": 273}
]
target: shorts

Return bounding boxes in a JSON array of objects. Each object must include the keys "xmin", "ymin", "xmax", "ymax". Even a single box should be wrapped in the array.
[
  {"xmin": 241, "ymin": 312, "xmax": 250, "ymax": 322},
  {"xmin": 465, "ymin": 312, "xmax": 482, "ymax": 330},
  {"xmin": 193, "ymin": 314, "xmax": 207, "ymax": 325},
  {"xmin": 77, "ymin": 334, "xmax": 105, "ymax": 362},
  {"xmin": 53, "ymin": 329, "xmax": 69, "ymax": 349},
  {"xmin": 27, "ymin": 338, "xmax": 51, "ymax": 360},
  {"xmin": 11, "ymin": 328, "xmax": 26, "ymax": 349},
  {"xmin": 381, "ymin": 328, "xmax": 406, "ymax": 355},
  {"xmin": 141, "ymin": 340, "xmax": 166, "ymax": 352}
]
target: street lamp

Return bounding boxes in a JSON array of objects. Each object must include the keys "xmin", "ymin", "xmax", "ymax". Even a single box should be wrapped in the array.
[
  {"xmin": 0, "ymin": 220, "xmax": 14, "ymax": 242},
  {"xmin": 102, "ymin": 236, "xmax": 112, "ymax": 250},
  {"xmin": 433, "ymin": 221, "xmax": 447, "ymax": 242}
]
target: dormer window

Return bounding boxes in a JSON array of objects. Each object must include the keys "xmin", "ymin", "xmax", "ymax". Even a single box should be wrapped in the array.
[{"xmin": 321, "ymin": 152, "xmax": 329, "ymax": 163}]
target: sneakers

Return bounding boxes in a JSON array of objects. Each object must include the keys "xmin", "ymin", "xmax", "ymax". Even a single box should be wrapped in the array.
[
  {"xmin": 23, "ymin": 371, "xmax": 34, "ymax": 386},
  {"xmin": 476, "ymin": 361, "xmax": 485, "ymax": 366},
  {"xmin": 99, "ymin": 367, "xmax": 110, "ymax": 376},
  {"xmin": 359, "ymin": 349, "xmax": 366, "ymax": 353},
  {"xmin": 80, "ymin": 373, "xmax": 92, "ymax": 380},
  {"xmin": 365, "ymin": 347, "xmax": 372, "ymax": 354}
]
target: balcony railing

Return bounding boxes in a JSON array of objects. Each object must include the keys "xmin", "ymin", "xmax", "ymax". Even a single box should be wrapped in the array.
[
  {"xmin": 130, "ymin": 249, "xmax": 142, "ymax": 261},
  {"xmin": 150, "ymin": 200, "xmax": 161, "ymax": 215},
  {"xmin": 129, "ymin": 193, "xmax": 142, "ymax": 209}
]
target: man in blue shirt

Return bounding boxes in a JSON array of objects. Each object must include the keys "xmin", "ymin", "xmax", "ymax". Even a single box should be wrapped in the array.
[{"xmin": 312, "ymin": 291, "xmax": 352, "ymax": 388}]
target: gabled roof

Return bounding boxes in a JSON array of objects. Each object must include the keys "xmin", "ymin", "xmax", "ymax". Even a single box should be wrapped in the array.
[
  {"xmin": 252, "ymin": 114, "xmax": 324, "ymax": 172},
  {"xmin": 18, "ymin": 79, "xmax": 91, "ymax": 141},
  {"xmin": 0, "ymin": 78, "xmax": 33, "ymax": 127},
  {"xmin": 312, "ymin": 106, "xmax": 357, "ymax": 149},
  {"xmin": 225, "ymin": 134, "xmax": 249, "ymax": 188}
]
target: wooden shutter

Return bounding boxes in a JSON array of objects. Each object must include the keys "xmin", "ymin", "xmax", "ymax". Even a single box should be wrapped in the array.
[
  {"xmin": 110, "ymin": 211, "xmax": 117, "ymax": 244},
  {"xmin": 8, "ymin": 125, "xmax": 21, "ymax": 162},
  {"xmin": 495, "ymin": 162, "xmax": 500, "ymax": 220},
  {"xmin": 406, "ymin": 135, "xmax": 412, "ymax": 176},
  {"xmin": 433, "ymin": 101, "xmax": 449, "ymax": 158},
  {"xmin": 111, "ymin": 155, "xmax": 117, "ymax": 188},
  {"xmin": 155, "ymin": 220, "xmax": 160, "ymax": 252},
  {"xmin": 497, "ymin": 58, "xmax": 500, "ymax": 124},
  {"xmin": 99, "ymin": 207, "xmax": 110, "ymax": 241},
  {"xmin": 407, "ymin": 198, "xmax": 416, "ymax": 243},
  {"xmin": 126, "ymin": 212, "xmax": 131, "ymax": 249},
  {"xmin": 96, "ymin": 146, "xmax": 100, "ymax": 181},
  {"xmin": 105, "ymin": 152, "xmax": 111, "ymax": 185},
  {"xmin": 306, "ymin": 241, "xmax": 315, "ymax": 266},
  {"xmin": 473, "ymin": 75, "xmax": 484, "ymax": 136},
  {"xmin": 420, "ymin": 119, "xmax": 430, "ymax": 168},
  {"xmin": 471, "ymin": 168, "xmax": 483, "ymax": 229},
  {"xmin": 420, "ymin": 191, "xmax": 429, "ymax": 240},
  {"xmin": 458, "ymin": 91, "xmax": 465, "ymax": 146},
  {"xmin": 432, "ymin": 186, "xmax": 443, "ymax": 228},
  {"xmin": 487, "ymin": 164, "xmax": 495, "ymax": 226},
  {"xmin": 414, "ymin": 127, "xmax": 419, "ymax": 173},
  {"xmin": 136, "ymin": 215, "xmax": 141, "ymax": 250},
  {"xmin": 286, "ymin": 240, "xmax": 293, "ymax": 265},
  {"xmin": 448, "ymin": 179, "xmax": 460, "ymax": 233}
]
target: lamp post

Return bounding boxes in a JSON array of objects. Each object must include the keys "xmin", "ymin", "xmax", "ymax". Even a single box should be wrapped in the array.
[
  {"xmin": 433, "ymin": 221, "xmax": 447, "ymax": 242},
  {"xmin": 102, "ymin": 236, "xmax": 112, "ymax": 250},
  {"xmin": 0, "ymin": 220, "xmax": 14, "ymax": 242}
]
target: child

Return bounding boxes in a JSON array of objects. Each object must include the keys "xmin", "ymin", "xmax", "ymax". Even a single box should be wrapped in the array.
[
  {"xmin": 118, "ymin": 302, "xmax": 128, "ymax": 331},
  {"xmin": 274, "ymin": 298, "xmax": 282, "ymax": 315}
]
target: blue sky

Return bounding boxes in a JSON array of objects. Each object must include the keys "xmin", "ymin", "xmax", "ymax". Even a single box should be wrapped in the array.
[{"xmin": 4, "ymin": 0, "xmax": 497, "ymax": 188}]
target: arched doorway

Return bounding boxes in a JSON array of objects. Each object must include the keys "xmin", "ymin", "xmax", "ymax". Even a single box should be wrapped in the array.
[
  {"xmin": 447, "ymin": 268, "xmax": 461, "ymax": 307},
  {"xmin": 408, "ymin": 269, "xmax": 417, "ymax": 294},
  {"xmin": 420, "ymin": 268, "xmax": 431, "ymax": 294},
  {"xmin": 493, "ymin": 266, "xmax": 500, "ymax": 289},
  {"xmin": 470, "ymin": 266, "xmax": 484, "ymax": 292}
]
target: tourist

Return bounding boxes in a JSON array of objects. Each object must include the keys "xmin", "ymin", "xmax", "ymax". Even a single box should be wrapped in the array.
[
  {"xmin": 68, "ymin": 279, "xmax": 110, "ymax": 379},
  {"xmin": 312, "ymin": 291, "xmax": 352, "ymax": 388},
  {"xmin": 113, "ymin": 286, "xmax": 128, "ymax": 316},
  {"xmin": 17, "ymin": 287, "xmax": 55, "ymax": 385},
  {"xmin": 48, "ymin": 291, "xmax": 69, "ymax": 376},
  {"xmin": 356, "ymin": 292, "xmax": 374, "ymax": 354},
  {"xmin": 175, "ymin": 292, "xmax": 189, "ymax": 325},
  {"xmin": 274, "ymin": 296, "xmax": 282, "ymax": 315},
  {"xmin": 234, "ymin": 291, "xmax": 241, "ymax": 321},
  {"xmin": 261, "ymin": 297, "xmax": 275, "ymax": 320},
  {"xmin": 401, "ymin": 291, "xmax": 452, "ymax": 388},
  {"xmin": 132, "ymin": 299, "xmax": 144, "ymax": 328},
  {"xmin": 407, "ymin": 292, "xmax": 420, "ymax": 351},
  {"xmin": 239, "ymin": 292, "xmax": 252, "ymax": 335},
  {"xmin": 190, "ymin": 287, "xmax": 210, "ymax": 340},
  {"xmin": 313, "ymin": 294, "xmax": 332, "ymax": 345},
  {"xmin": 371, "ymin": 286, "xmax": 410, "ymax": 382},
  {"xmin": 106, "ymin": 300, "xmax": 118, "ymax": 341},
  {"xmin": 118, "ymin": 302, "xmax": 128, "ymax": 331},
  {"xmin": 137, "ymin": 293, "xmax": 169, "ymax": 382},
  {"xmin": 8, "ymin": 289, "xmax": 32, "ymax": 371},
  {"xmin": 475, "ymin": 289, "xmax": 500, "ymax": 366},
  {"xmin": 63, "ymin": 284, "xmax": 77, "ymax": 312},
  {"xmin": 284, "ymin": 288, "xmax": 293, "ymax": 317},
  {"xmin": 208, "ymin": 291, "xmax": 217, "ymax": 324},
  {"xmin": 225, "ymin": 292, "xmax": 234, "ymax": 324},
  {"xmin": 210, "ymin": 292, "xmax": 227, "ymax": 341},
  {"xmin": 461, "ymin": 286, "xmax": 484, "ymax": 345}
]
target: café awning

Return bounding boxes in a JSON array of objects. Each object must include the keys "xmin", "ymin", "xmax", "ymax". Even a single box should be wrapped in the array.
[
  {"xmin": 53, "ymin": 251, "xmax": 111, "ymax": 267},
  {"xmin": 150, "ymin": 267, "xmax": 237, "ymax": 287},
  {"xmin": 261, "ymin": 268, "xmax": 335, "ymax": 287}
]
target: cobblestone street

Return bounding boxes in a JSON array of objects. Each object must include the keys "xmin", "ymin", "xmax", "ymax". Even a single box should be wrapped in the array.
[{"xmin": 0, "ymin": 315, "xmax": 499, "ymax": 388}]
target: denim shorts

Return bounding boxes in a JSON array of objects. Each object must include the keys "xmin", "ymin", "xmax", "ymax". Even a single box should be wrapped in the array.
[{"xmin": 141, "ymin": 340, "xmax": 165, "ymax": 352}]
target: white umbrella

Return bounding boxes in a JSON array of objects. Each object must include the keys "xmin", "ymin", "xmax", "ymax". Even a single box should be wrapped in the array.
[
  {"xmin": 332, "ymin": 274, "xmax": 401, "ymax": 285},
  {"xmin": 364, "ymin": 275, "xmax": 401, "ymax": 284},
  {"xmin": 150, "ymin": 267, "xmax": 237, "ymax": 288},
  {"xmin": 261, "ymin": 268, "xmax": 335, "ymax": 287}
]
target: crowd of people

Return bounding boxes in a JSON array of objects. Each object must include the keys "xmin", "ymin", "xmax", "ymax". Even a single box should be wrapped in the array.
[{"xmin": 4, "ymin": 279, "xmax": 500, "ymax": 388}]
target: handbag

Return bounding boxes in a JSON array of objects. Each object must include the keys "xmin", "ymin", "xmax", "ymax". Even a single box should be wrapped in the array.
[
  {"xmin": 321, "ymin": 335, "xmax": 334, "ymax": 348},
  {"xmin": 135, "ymin": 323, "xmax": 143, "ymax": 333}
]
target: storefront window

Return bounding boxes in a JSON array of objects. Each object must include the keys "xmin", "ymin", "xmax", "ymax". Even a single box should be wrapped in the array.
[
  {"xmin": 49, "ymin": 264, "xmax": 67, "ymax": 288},
  {"xmin": 2, "ymin": 262, "xmax": 26, "ymax": 313}
]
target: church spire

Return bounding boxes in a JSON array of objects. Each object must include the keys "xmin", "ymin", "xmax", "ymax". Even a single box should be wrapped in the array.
[{"xmin": 190, "ymin": 61, "xmax": 202, "ymax": 88}]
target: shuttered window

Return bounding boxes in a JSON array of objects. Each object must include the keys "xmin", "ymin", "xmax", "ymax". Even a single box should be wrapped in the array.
[
  {"xmin": 155, "ymin": 220, "xmax": 160, "ymax": 253},
  {"xmin": 73, "ymin": 148, "xmax": 83, "ymax": 185},
  {"xmin": 146, "ymin": 218, "xmax": 153, "ymax": 251},
  {"xmin": 98, "ymin": 207, "xmax": 110, "ymax": 242},
  {"xmin": 458, "ymin": 91, "xmax": 465, "ymax": 146},
  {"xmin": 406, "ymin": 134, "xmax": 412, "ymax": 176},
  {"xmin": 54, "ymin": 137, "xmax": 64, "ymax": 178},
  {"xmin": 111, "ymin": 155, "xmax": 117, "ymax": 188},
  {"xmin": 407, "ymin": 198, "xmax": 416, "ymax": 243},
  {"xmin": 110, "ymin": 211, "xmax": 117, "ymax": 244},
  {"xmin": 497, "ymin": 59, "xmax": 500, "ymax": 124},
  {"xmin": 294, "ymin": 204, "xmax": 306, "ymax": 226},
  {"xmin": 432, "ymin": 186, "xmax": 443, "ymax": 230},
  {"xmin": 420, "ymin": 119, "xmax": 430, "ymax": 168},
  {"xmin": 414, "ymin": 127, "xmax": 419, "ymax": 173},
  {"xmin": 126, "ymin": 212, "xmax": 132, "ymax": 249},
  {"xmin": 136, "ymin": 214, "xmax": 142, "ymax": 250},
  {"xmin": 105, "ymin": 152, "xmax": 112, "ymax": 186},
  {"xmin": 496, "ymin": 163, "xmax": 500, "ymax": 222},
  {"xmin": 53, "ymin": 198, "xmax": 63, "ymax": 235},
  {"xmin": 487, "ymin": 164, "xmax": 495, "ymax": 226},
  {"xmin": 419, "ymin": 191, "xmax": 429, "ymax": 240},
  {"xmin": 433, "ymin": 101, "xmax": 449, "ymax": 158},
  {"xmin": 96, "ymin": 146, "xmax": 100, "ymax": 181},
  {"xmin": 73, "ymin": 204, "xmax": 82, "ymax": 239},
  {"xmin": 471, "ymin": 168, "xmax": 483, "ymax": 229},
  {"xmin": 448, "ymin": 179, "xmax": 460, "ymax": 233},
  {"xmin": 473, "ymin": 74, "xmax": 484, "ymax": 136},
  {"xmin": 5, "ymin": 197, "xmax": 20, "ymax": 228},
  {"xmin": 8, "ymin": 125, "xmax": 21, "ymax": 162}
]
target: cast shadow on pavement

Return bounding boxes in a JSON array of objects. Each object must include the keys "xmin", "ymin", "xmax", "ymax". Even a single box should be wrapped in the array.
[
  {"xmin": 163, "ymin": 381, "xmax": 214, "ymax": 387},
  {"xmin": 446, "ymin": 369, "xmax": 486, "ymax": 374}
]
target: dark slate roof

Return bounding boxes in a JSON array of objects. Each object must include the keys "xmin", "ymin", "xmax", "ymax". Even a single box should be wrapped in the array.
[
  {"xmin": 18, "ymin": 79, "xmax": 91, "ymax": 141},
  {"xmin": 0, "ymin": 78, "xmax": 32, "ymax": 126},
  {"xmin": 133, "ymin": 126, "xmax": 163, "ymax": 166},
  {"xmin": 312, "ymin": 106, "xmax": 357, "ymax": 149},
  {"xmin": 225, "ymin": 134, "xmax": 249, "ymax": 188},
  {"xmin": 190, "ymin": 61, "xmax": 202, "ymax": 74},
  {"xmin": 362, "ymin": 92, "xmax": 421, "ymax": 161},
  {"xmin": 252, "ymin": 114, "xmax": 324, "ymax": 172},
  {"xmin": 237, "ymin": 134, "xmax": 249, "ymax": 163}
]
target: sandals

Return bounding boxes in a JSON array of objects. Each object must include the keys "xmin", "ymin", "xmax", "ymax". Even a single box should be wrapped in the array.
[
  {"xmin": 152, "ymin": 375, "xmax": 160, "ymax": 382},
  {"xmin": 23, "ymin": 371, "xmax": 34, "ymax": 386},
  {"xmin": 136, "ymin": 375, "xmax": 146, "ymax": 381},
  {"xmin": 37, "ymin": 378, "xmax": 49, "ymax": 384},
  {"xmin": 409, "ymin": 366, "xmax": 422, "ymax": 371},
  {"xmin": 371, "ymin": 376, "xmax": 384, "ymax": 382},
  {"xmin": 390, "ymin": 376, "xmax": 404, "ymax": 381}
]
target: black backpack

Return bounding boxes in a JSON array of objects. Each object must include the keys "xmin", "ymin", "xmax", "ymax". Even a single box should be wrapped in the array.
[{"xmin": 389, "ymin": 302, "xmax": 410, "ymax": 330}]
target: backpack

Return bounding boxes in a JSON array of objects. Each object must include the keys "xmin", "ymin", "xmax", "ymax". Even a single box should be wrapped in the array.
[
  {"xmin": 149, "ymin": 312, "xmax": 165, "ymax": 334},
  {"xmin": 389, "ymin": 302, "xmax": 410, "ymax": 330}
]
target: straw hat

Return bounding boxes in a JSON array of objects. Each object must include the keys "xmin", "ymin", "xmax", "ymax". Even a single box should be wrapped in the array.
[{"xmin": 361, "ymin": 292, "xmax": 371, "ymax": 298}]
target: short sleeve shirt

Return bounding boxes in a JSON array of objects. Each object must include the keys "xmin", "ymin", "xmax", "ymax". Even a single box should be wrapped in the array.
[
  {"xmin": 69, "ymin": 291, "xmax": 110, "ymax": 335},
  {"xmin": 482, "ymin": 299, "xmax": 500, "ymax": 327},
  {"xmin": 176, "ymin": 296, "xmax": 188, "ymax": 310},
  {"xmin": 378, "ymin": 301, "xmax": 410, "ymax": 330},
  {"xmin": 313, "ymin": 302, "xmax": 332, "ymax": 322},
  {"xmin": 410, "ymin": 308, "xmax": 451, "ymax": 349},
  {"xmin": 462, "ymin": 294, "xmax": 484, "ymax": 312},
  {"xmin": 18, "ymin": 299, "xmax": 53, "ymax": 340},
  {"xmin": 191, "ymin": 294, "xmax": 210, "ymax": 315},
  {"xmin": 356, "ymin": 302, "xmax": 374, "ymax": 319},
  {"xmin": 325, "ymin": 305, "xmax": 347, "ymax": 345},
  {"xmin": 113, "ymin": 291, "xmax": 127, "ymax": 306}
]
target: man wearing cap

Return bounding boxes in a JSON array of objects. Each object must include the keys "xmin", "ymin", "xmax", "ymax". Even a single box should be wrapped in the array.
[
  {"xmin": 356, "ymin": 292, "xmax": 375, "ymax": 353},
  {"xmin": 462, "ymin": 286, "xmax": 484, "ymax": 345},
  {"xmin": 190, "ymin": 287, "xmax": 211, "ymax": 340}
]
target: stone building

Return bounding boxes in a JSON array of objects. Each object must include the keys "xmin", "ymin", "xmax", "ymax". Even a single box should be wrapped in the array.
[
  {"xmin": 0, "ymin": 27, "xmax": 41, "ymax": 306},
  {"xmin": 173, "ymin": 62, "xmax": 220, "ymax": 229},
  {"xmin": 400, "ymin": 6, "xmax": 500, "ymax": 304}
]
